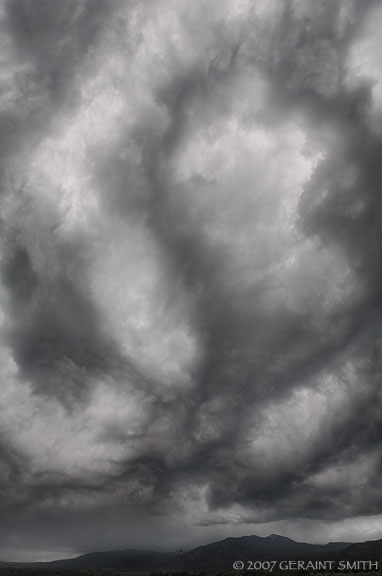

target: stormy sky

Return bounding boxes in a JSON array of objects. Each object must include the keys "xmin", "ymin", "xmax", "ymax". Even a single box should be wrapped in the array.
[{"xmin": 0, "ymin": 0, "xmax": 381, "ymax": 562}]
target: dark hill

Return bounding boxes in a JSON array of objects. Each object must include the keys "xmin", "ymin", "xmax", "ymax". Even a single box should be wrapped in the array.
[
  {"xmin": 54, "ymin": 549, "xmax": 174, "ymax": 570},
  {"xmin": 10, "ymin": 549, "xmax": 173, "ymax": 571},
  {"xmin": 321, "ymin": 538, "xmax": 382, "ymax": 563},
  {"xmin": 164, "ymin": 534, "xmax": 350, "ymax": 571}
]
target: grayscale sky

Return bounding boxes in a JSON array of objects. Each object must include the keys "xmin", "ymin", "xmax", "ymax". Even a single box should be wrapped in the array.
[{"xmin": 0, "ymin": 0, "xmax": 381, "ymax": 562}]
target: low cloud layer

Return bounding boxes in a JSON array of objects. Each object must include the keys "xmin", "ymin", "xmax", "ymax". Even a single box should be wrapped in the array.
[{"xmin": 0, "ymin": 0, "xmax": 381, "ymax": 560}]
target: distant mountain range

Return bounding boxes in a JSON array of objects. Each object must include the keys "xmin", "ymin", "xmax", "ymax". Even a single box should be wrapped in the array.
[{"xmin": 3, "ymin": 534, "xmax": 381, "ymax": 572}]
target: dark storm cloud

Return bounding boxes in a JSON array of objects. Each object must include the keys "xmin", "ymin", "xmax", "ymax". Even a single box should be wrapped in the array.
[
  {"xmin": 5, "ymin": 0, "xmax": 110, "ymax": 104},
  {"xmin": 0, "ymin": 0, "xmax": 124, "ymax": 404},
  {"xmin": 109, "ymin": 0, "xmax": 381, "ymax": 518},
  {"xmin": 1, "ymin": 242, "xmax": 117, "ymax": 405},
  {"xmin": 0, "ymin": 0, "xmax": 381, "ymax": 558},
  {"xmin": 0, "ymin": 0, "xmax": 156, "ymax": 407},
  {"xmin": 0, "ymin": 0, "xmax": 111, "ymax": 173}
]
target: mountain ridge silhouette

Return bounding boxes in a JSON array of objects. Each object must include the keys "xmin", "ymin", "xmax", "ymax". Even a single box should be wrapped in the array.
[{"xmin": 3, "ymin": 533, "xmax": 373, "ymax": 571}]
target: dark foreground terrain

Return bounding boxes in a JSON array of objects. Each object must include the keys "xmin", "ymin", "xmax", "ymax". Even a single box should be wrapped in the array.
[
  {"xmin": 0, "ymin": 535, "xmax": 380, "ymax": 575},
  {"xmin": 0, "ymin": 568, "xmax": 379, "ymax": 575}
]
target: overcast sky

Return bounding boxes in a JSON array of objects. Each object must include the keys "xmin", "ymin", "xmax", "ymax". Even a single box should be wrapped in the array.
[{"xmin": 0, "ymin": 0, "xmax": 381, "ymax": 563}]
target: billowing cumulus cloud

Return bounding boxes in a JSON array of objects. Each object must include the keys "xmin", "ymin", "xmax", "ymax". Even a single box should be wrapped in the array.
[{"xmin": 0, "ymin": 0, "xmax": 381, "ymax": 561}]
